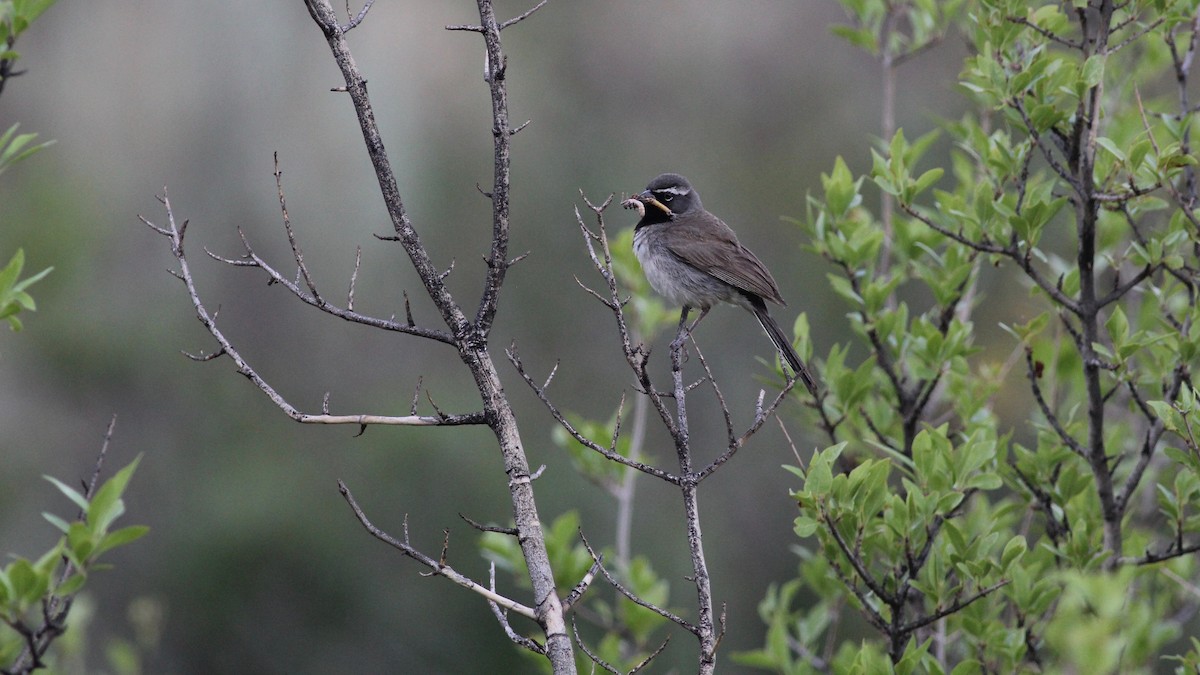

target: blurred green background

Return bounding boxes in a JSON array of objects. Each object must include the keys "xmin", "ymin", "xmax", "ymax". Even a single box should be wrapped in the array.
[{"xmin": 0, "ymin": 1, "xmax": 976, "ymax": 672}]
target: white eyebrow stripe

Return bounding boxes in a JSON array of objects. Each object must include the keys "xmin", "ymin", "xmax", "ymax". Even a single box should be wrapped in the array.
[{"xmin": 655, "ymin": 186, "xmax": 690, "ymax": 196}]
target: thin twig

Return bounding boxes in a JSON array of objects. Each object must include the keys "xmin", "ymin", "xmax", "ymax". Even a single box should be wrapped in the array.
[{"xmin": 338, "ymin": 481, "xmax": 538, "ymax": 620}]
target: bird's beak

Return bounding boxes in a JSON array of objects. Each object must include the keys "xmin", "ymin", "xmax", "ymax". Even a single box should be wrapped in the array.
[{"xmin": 635, "ymin": 190, "xmax": 673, "ymax": 216}]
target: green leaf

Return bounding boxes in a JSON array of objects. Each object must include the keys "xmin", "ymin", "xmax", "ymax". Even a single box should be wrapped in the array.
[
  {"xmin": 13, "ymin": 0, "xmax": 57, "ymax": 23},
  {"xmin": 805, "ymin": 443, "xmax": 845, "ymax": 495},
  {"xmin": 1095, "ymin": 137, "xmax": 1125, "ymax": 164},
  {"xmin": 828, "ymin": 275, "xmax": 864, "ymax": 306},
  {"xmin": 1105, "ymin": 306, "xmax": 1129, "ymax": 344},
  {"xmin": 911, "ymin": 167, "xmax": 944, "ymax": 198},
  {"xmin": 822, "ymin": 156, "xmax": 861, "ymax": 217},
  {"xmin": 88, "ymin": 455, "xmax": 142, "ymax": 533},
  {"xmin": 793, "ymin": 515, "xmax": 819, "ymax": 537},
  {"xmin": 93, "ymin": 525, "xmax": 150, "ymax": 558},
  {"xmin": 42, "ymin": 511, "xmax": 71, "ymax": 533},
  {"xmin": 44, "ymin": 474, "xmax": 90, "ymax": 513},
  {"xmin": 0, "ymin": 247, "xmax": 24, "ymax": 289},
  {"xmin": 831, "ymin": 24, "xmax": 879, "ymax": 53},
  {"xmin": 8, "ymin": 558, "xmax": 48, "ymax": 606},
  {"xmin": 1001, "ymin": 535, "xmax": 1027, "ymax": 568},
  {"xmin": 0, "ymin": 123, "xmax": 54, "ymax": 175},
  {"xmin": 1081, "ymin": 54, "xmax": 1106, "ymax": 89},
  {"xmin": 54, "ymin": 573, "xmax": 86, "ymax": 597}
]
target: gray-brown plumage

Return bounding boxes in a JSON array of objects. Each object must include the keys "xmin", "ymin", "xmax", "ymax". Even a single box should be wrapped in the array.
[{"xmin": 625, "ymin": 173, "xmax": 819, "ymax": 396}]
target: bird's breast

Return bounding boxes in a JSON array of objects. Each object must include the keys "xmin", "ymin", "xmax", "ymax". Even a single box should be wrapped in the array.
[{"xmin": 633, "ymin": 225, "xmax": 736, "ymax": 309}]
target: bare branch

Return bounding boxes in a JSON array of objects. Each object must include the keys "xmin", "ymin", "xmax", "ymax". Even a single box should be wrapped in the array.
[
  {"xmin": 341, "ymin": 0, "xmax": 375, "ymax": 31},
  {"xmin": 571, "ymin": 618, "xmax": 621, "ymax": 675},
  {"xmin": 213, "ymin": 236, "xmax": 454, "ymax": 343},
  {"xmin": 144, "ymin": 197, "xmax": 475, "ymax": 429},
  {"xmin": 500, "ymin": 0, "xmax": 549, "ymax": 29},
  {"xmin": 296, "ymin": 412, "xmax": 488, "ymax": 426},
  {"xmin": 629, "ymin": 635, "xmax": 671, "ymax": 673},
  {"xmin": 337, "ymin": 480, "xmax": 538, "ymax": 620},
  {"xmin": 1097, "ymin": 264, "xmax": 1156, "ymax": 308},
  {"xmin": 897, "ymin": 579, "xmax": 1010, "ymax": 634},
  {"xmin": 273, "ymin": 153, "xmax": 322, "ymax": 304},
  {"xmin": 561, "ymin": 558, "xmax": 601, "ymax": 612},
  {"xmin": 579, "ymin": 533, "xmax": 699, "ymax": 635},
  {"xmin": 1025, "ymin": 347, "xmax": 1088, "ymax": 457},
  {"xmin": 508, "ymin": 343, "xmax": 680, "ymax": 484},
  {"xmin": 460, "ymin": 513, "xmax": 518, "ymax": 536},
  {"xmin": 488, "ymin": 563, "xmax": 546, "ymax": 654},
  {"xmin": 1006, "ymin": 15, "xmax": 1083, "ymax": 49}
]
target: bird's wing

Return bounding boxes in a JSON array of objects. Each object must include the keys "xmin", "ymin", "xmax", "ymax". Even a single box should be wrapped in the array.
[{"xmin": 664, "ymin": 212, "xmax": 787, "ymax": 305}]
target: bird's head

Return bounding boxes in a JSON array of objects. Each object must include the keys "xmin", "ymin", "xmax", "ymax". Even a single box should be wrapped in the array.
[{"xmin": 630, "ymin": 173, "xmax": 702, "ymax": 224}]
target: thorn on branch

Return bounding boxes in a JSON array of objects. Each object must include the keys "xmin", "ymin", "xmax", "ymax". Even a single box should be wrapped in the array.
[
  {"xmin": 182, "ymin": 346, "xmax": 226, "ymax": 362},
  {"xmin": 509, "ymin": 119, "xmax": 531, "ymax": 135},
  {"xmin": 542, "ymin": 360, "xmax": 559, "ymax": 390},
  {"xmin": 139, "ymin": 215, "xmax": 171, "ymax": 237},
  {"xmin": 578, "ymin": 190, "xmax": 615, "ymax": 214},
  {"xmin": 530, "ymin": 464, "xmax": 547, "ymax": 481},
  {"xmin": 439, "ymin": 259, "xmax": 455, "ymax": 282},
  {"xmin": 475, "ymin": 182, "xmax": 494, "ymax": 199},
  {"xmin": 347, "ymin": 245, "xmax": 362, "ymax": 311},
  {"xmin": 426, "ymin": 389, "xmax": 448, "ymax": 420},
  {"xmin": 439, "ymin": 529, "xmax": 451, "ymax": 566},
  {"xmin": 499, "ymin": 0, "xmax": 550, "ymax": 30},
  {"xmin": 373, "ymin": 233, "xmax": 400, "ymax": 241},
  {"xmin": 322, "ymin": 392, "xmax": 331, "ymax": 415},
  {"xmin": 574, "ymin": 275, "xmax": 616, "ymax": 309},
  {"xmin": 460, "ymin": 513, "xmax": 518, "ymax": 536},
  {"xmin": 409, "ymin": 376, "xmax": 423, "ymax": 416}
]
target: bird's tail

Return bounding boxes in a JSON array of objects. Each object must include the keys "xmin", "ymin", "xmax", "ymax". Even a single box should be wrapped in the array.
[{"xmin": 751, "ymin": 304, "xmax": 820, "ymax": 398}]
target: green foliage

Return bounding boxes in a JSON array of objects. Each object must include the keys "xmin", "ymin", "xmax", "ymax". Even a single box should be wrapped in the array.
[
  {"xmin": 552, "ymin": 408, "xmax": 639, "ymax": 489},
  {"xmin": 741, "ymin": 0, "xmax": 1200, "ymax": 671},
  {"xmin": 1, "ymin": 457, "xmax": 148, "ymax": 672},
  {"xmin": 0, "ymin": 248, "xmax": 50, "ymax": 331},
  {"xmin": 482, "ymin": 510, "xmax": 673, "ymax": 674},
  {"xmin": 0, "ymin": 123, "xmax": 53, "ymax": 176},
  {"xmin": 0, "ymin": 0, "xmax": 56, "ymax": 34},
  {"xmin": 832, "ymin": 0, "xmax": 963, "ymax": 59}
]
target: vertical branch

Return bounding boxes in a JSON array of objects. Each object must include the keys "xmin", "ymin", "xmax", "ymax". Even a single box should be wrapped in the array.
[
  {"xmin": 1072, "ymin": 0, "xmax": 1122, "ymax": 567},
  {"xmin": 666, "ymin": 330, "xmax": 718, "ymax": 675},
  {"xmin": 612, "ymin": 393, "xmax": 646, "ymax": 571},
  {"xmin": 473, "ymin": 0, "xmax": 514, "ymax": 337},
  {"xmin": 303, "ymin": 2, "xmax": 574, "ymax": 672},
  {"xmin": 304, "ymin": 0, "xmax": 469, "ymax": 339},
  {"xmin": 877, "ymin": 6, "xmax": 899, "ymax": 274}
]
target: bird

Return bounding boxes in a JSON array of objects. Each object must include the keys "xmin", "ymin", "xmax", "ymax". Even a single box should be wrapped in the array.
[{"xmin": 623, "ymin": 172, "xmax": 819, "ymax": 397}]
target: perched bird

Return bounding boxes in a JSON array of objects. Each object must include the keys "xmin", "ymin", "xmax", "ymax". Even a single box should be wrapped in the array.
[{"xmin": 624, "ymin": 172, "xmax": 819, "ymax": 397}]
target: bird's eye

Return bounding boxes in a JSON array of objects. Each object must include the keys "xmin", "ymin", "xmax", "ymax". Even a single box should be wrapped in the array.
[{"xmin": 661, "ymin": 194, "xmax": 673, "ymax": 202}]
